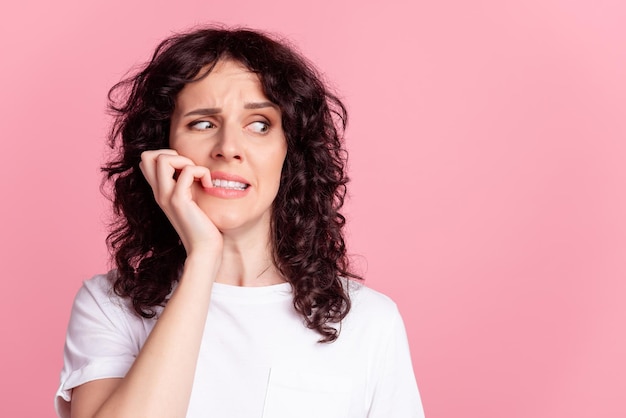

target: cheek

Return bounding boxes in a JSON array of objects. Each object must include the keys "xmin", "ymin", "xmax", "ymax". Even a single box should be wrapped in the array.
[
  {"xmin": 168, "ymin": 119, "xmax": 180, "ymax": 148},
  {"xmin": 170, "ymin": 139, "xmax": 204, "ymax": 163},
  {"xmin": 274, "ymin": 151, "xmax": 287, "ymax": 182},
  {"xmin": 168, "ymin": 123, "xmax": 197, "ymax": 156},
  {"xmin": 262, "ymin": 154, "xmax": 286, "ymax": 199},
  {"xmin": 168, "ymin": 135, "xmax": 181, "ymax": 153}
]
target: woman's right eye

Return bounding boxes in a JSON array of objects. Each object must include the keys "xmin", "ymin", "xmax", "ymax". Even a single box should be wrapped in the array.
[{"xmin": 189, "ymin": 121, "xmax": 215, "ymax": 130}]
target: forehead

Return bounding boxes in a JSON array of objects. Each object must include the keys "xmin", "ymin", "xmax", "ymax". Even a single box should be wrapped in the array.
[
  {"xmin": 177, "ymin": 60, "xmax": 265, "ymax": 102},
  {"xmin": 197, "ymin": 59, "xmax": 257, "ymax": 82}
]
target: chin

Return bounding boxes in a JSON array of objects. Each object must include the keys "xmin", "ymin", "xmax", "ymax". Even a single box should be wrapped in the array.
[
  {"xmin": 206, "ymin": 211, "xmax": 242, "ymax": 231},
  {"xmin": 206, "ymin": 210, "xmax": 271, "ymax": 237}
]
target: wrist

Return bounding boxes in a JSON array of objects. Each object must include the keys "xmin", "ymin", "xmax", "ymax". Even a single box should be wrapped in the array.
[{"xmin": 183, "ymin": 250, "xmax": 221, "ymax": 280}]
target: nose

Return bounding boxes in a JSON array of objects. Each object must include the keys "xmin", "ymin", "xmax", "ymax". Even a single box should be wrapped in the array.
[{"xmin": 211, "ymin": 124, "xmax": 243, "ymax": 162}]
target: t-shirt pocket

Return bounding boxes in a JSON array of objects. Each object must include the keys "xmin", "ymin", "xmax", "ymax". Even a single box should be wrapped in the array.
[{"xmin": 262, "ymin": 367, "xmax": 353, "ymax": 418}]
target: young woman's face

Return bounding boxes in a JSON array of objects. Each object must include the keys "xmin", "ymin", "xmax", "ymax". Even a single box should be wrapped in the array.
[{"xmin": 169, "ymin": 59, "xmax": 287, "ymax": 236}]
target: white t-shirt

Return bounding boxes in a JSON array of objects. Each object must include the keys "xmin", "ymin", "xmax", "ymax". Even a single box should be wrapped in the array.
[{"xmin": 56, "ymin": 274, "xmax": 425, "ymax": 418}]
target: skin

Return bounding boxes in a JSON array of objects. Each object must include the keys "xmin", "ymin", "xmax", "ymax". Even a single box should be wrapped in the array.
[{"xmin": 69, "ymin": 59, "xmax": 288, "ymax": 418}]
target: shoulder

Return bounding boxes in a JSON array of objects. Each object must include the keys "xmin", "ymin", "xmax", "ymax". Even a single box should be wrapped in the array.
[
  {"xmin": 75, "ymin": 273, "xmax": 124, "ymax": 308},
  {"xmin": 343, "ymin": 279, "xmax": 403, "ymax": 328},
  {"xmin": 73, "ymin": 273, "xmax": 114, "ymax": 307},
  {"xmin": 65, "ymin": 272, "xmax": 155, "ymax": 355},
  {"xmin": 79, "ymin": 273, "xmax": 115, "ymax": 298},
  {"xmin": 70, "ymin": 272, "xmax": 141, "ymax": 327},
  {"xmin": 346, "ymin": 279, "xmax": 399, "ymax": 313}
]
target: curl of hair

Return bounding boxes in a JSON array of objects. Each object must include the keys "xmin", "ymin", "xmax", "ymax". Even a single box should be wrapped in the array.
[{"xmin": 103, "ymin": 26, "xmax": 361, "ymax": 343}]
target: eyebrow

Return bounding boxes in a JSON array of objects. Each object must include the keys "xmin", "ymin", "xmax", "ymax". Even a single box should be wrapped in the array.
[
  {"xmin": 244, "ymin": 101, "xmax": 278, "ymax": 110},
  {"xmin": 183, "ymin": 101, "xmax": 278, "ymax": 117}
]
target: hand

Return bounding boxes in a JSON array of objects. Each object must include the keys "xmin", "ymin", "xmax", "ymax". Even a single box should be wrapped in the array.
[{"xmin": 139, "ymin": 149, "xmax": 223, "ymax": 258}]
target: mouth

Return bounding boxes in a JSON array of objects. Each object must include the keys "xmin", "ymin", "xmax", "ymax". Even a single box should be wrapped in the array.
[{"xmin": 211, "ymin": 179, "xmax": 249, "ymax": 190}]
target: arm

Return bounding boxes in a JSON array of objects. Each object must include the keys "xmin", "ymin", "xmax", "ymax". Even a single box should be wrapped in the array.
[
  {"xmin": 70, "ymin": 150, "xmax": 220, "ymax": 418},
  {"xmin": 368, "ymin": 308, "xmax": 425, "ymax": 418}
]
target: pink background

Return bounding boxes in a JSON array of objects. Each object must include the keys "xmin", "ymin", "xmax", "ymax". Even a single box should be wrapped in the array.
[{"xmin": 1, "ymin": 0, "xmax": 624, "ymax": 416}]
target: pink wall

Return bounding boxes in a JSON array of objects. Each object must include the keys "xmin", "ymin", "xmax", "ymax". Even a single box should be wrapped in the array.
[{"xmin": 1, "ymin": 0, "xmax": 624, "ymax": 416}]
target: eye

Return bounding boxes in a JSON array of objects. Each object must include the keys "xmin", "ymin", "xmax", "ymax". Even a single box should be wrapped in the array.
[
  {"xmin": 189, "ymin": 120, "xmax": 215, "ymax": 130},
  {"xmin": 247, "ymin": 121, "xmax": 270, "ymax": 134}
]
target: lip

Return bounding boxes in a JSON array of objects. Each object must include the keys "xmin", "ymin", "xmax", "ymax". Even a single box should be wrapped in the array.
[{"xmin": 201, "ymin": 170, "xmax": 251, "ymax": 199}]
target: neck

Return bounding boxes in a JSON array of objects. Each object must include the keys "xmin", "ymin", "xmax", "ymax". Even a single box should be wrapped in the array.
[{"xmin": 214, "ymin": 231, "xmax": 284, "ymax": 287}]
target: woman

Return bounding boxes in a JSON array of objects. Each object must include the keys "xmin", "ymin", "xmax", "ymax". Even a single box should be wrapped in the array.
[{"xmin": 56, "ymin": 27, "xmax": 424, "ymax": 418}]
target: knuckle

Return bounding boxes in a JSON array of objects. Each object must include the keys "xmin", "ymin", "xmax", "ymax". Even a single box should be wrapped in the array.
[
  {"xmin": 181, "ymin": 164, "xmax": 196, "ymax": 172},
  {"xmin": 155, "ymin": 195, "xmax": 168, "ymax": 207},
  {"xmin": 155, "ymin": 153, "xmax": 168, "ymax": 164}
]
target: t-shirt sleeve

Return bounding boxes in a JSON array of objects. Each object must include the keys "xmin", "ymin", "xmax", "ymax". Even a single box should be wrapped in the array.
[
  {"xmin": 368, "ymin": 306, "xmax": 425, "ymax": 418},
  {"xmin": 55, "ymin": 276, "xmax": 141, "ymax": 418}
]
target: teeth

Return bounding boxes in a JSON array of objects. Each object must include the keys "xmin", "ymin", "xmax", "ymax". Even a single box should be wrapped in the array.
[{"xmin": 212, "ymin": 179, "xmax": 248, "ymax": 190}]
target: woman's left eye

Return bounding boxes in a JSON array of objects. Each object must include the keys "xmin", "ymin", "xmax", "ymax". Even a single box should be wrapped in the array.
[
  {"xmin": 248, "ymin": 121, "xmax": 269, "ymax": 134},
  {"xmin": 189, "ymin": 121, "xmax": 214, "ymax": 130}
]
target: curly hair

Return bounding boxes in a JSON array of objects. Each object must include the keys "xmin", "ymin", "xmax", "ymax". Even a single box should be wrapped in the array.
[{"xmin": 103, "ymin": 26, "xmax": 361, "ymax": 343}]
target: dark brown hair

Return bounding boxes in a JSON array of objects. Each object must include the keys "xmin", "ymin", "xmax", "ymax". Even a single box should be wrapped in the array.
[{"xmin": 103, "ymin": 26, "xmax": 360, "ymax": 342}]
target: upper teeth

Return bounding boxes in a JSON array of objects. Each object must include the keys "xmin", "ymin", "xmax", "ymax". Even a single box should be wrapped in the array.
[{"xmin": 212, "ymin": 179, "xmax": 248, "ymax": 190}]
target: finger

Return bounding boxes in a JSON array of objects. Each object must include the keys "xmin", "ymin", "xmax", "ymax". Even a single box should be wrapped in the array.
[
  {"xmin": 199, "ymin": 169, "xmax": 213, "ymax": 189},
  {"xmin": 139, "ymin": 149, "xmax": 179, "ymax": 189},
  {"xmin": 172, "ymin": 165, "xmax": 212, "ymax": 201},
  {"xmin": 154, "ymin": 154, "xmax": 197, "ymax": 197}
]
